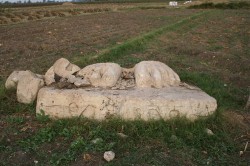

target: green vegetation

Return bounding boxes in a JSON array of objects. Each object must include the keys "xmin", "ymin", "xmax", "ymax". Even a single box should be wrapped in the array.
[
  {"xmin": 1, "ymin": 7, "xmax": 249, "ymax": 166},
  {"xmin": 190, "ymin": 1, "xmax": 250, "ymax": 9}
]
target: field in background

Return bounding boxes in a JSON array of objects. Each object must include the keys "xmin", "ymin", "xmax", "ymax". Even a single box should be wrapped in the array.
[
  {"xmin": 0, "ymin": 2, "xmax": 250, "ymax": 166},
  {"xmin": 0, "ymin": 7, "xmax": 199, "ymax": 76},
  {"xmin": 0, "ymin": 2, "xmax": 175, "ymax": 25}
]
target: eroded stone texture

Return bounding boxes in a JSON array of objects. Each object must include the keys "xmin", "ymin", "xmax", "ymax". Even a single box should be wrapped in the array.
[
  {"xmin": 6, "ymin": 59, "xmax": 218, "ymax": 121},
  {"xmin": 111, "ymin": 68, "xmax": 135, "ymax": 90},
  {"xmin": 15, "ymin": 71, "xmax": 44, "ymax": 104},
  {"xmin": 5, "ymin": 71, "xmax": 27, "ymax": 89},
  {"xmin": 44, "ymin": 66, "xmax": 55, "ymax": 85},
  {"xmin": 53, "ymin": 58, "xmax": 80, "ymax": 78},
  {"xmin": 134, "ymin": 61, "xmax": 180, "ymax": 88},
  {"xmin": 36, "ymin": 86, "xmax": 217, "ymax": 120},
  {"xmin": 77, "ymin": 63, "xmax": 122, "ymax": 88}
]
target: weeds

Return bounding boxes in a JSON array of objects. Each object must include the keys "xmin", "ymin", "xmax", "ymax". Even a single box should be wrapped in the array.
[
  {"xmin": 189, "ymin": 1, "xmax": 250, "ymax": 9},
  {"xmin": 6, "ymin": 116, "xmax": 25, "ymax": 124},
  {"xmin": 36, "ymin": 110, "xmax": 50, "ymax": 123}
]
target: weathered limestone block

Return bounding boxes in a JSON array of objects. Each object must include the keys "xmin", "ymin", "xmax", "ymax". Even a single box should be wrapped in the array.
[
  {"xmin": 44, "ymin": 66, "xmax": 55, "ymax": 85},
  {"xmin": 53, "ymin": 58, "xmax": 80, "ymax": 78},
  {"xmin": 77, "ymin": 63, "xmax": 122, "ymax": 88},
  {"xmin": 36, "ymin": 86, "xmax": 217, "ymax": 121},
  {"xmin": 16, "ymin": 71, "xmax": 44, "ymax": 104},
  {"xmin": 134, "ymin": 61, "xmax": 180, "ymax": 88}
]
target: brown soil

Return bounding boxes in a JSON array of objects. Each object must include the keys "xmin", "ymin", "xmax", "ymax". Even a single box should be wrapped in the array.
[
  {"xmin": 132, "ymin": 10, "xmax": 250, "ymax": 88},
  {"xmin": 0, "ymin": 3, "xmax": 168, "ymax": 25},
  {"xmin": 0, "ymin": 9, "xmax": 197, "ymax": 77}
]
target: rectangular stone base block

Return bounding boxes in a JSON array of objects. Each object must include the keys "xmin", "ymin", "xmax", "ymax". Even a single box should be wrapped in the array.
[{"xmin": 36, "ymin": 87, "xmax": 217, "ymax": 121}]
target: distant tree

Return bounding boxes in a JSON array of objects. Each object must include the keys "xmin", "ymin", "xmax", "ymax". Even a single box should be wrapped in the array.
[{"xmin": 28, "ymin": 0, "xmax": 31, "ymax": 3}]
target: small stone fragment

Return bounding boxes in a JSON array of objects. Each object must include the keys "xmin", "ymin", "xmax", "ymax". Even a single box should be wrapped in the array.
[
  {"xmin": 59, "ymin": 77, "xmax": 67, "ymax": 82},
  {"xmin": 103, "ymin": 151, "xmax": 115, "ymax": 162},
  {"xmin": 91, "ymin": 138, "xmax": 103, "ymax": 144},
  {"xmin": 66, "ymin": 75, "xmax": 90, "ymax": 87},
  {"xmin": 117, "ymin": 132, "xmax": 128, "ymax": 138},
  {"xmin": 121, "ymin": 68, "xmax": 134, "ymax": 79},
  {"xmin": 57, "ymin": 81, "xmax": 71, "ymax": 89},
  {"xmin": 67, "ymin": 75, "xmax": 77, "ymax": 84},
  {"xmin": 83, "ymin": 153, "xmax": 92, "ymax": 161},
  {"xmin": 44, "ymin": 66, "xmax": 55, "ymax": 85},
  {"xmin": 205, "ymin": 128, "xmax": 214, "ymax": 136}
]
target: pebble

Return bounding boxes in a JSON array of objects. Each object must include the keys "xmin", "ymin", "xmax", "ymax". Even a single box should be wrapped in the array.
[
  {"xmin": 205, "ymin": 128, "xmax": 214, "ymax": 135},
  {"xmin": 103, "ymin": 151, "xmax": 115, "ymax": 162}
]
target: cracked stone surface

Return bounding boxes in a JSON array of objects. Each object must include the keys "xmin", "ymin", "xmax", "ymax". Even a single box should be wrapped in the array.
[{"xmin": 36, "ymin": 86, "xmax": 217, "ymax": 121}]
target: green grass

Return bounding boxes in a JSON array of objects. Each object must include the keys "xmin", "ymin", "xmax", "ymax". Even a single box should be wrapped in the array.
[
  {"xmin": 2, "ymin": 113, "xmax": 241, "ymax": 165},
  {"xmin": 179, "ymin": 71, "xmax": 247, "ymax": 110}
]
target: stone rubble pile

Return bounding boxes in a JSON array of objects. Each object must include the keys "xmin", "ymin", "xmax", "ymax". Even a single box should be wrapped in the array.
[
  {"xmin": 6, "ymin": 58, "xmax": 181, "ymax": 104},
  {"xmin": 5, "ymin": 58, "xmax": 217, "ymax": 121}
]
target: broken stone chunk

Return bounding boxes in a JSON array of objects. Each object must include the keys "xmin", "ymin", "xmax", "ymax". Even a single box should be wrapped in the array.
[
  {"xmin": 44, "ymin": 66, "xmax": 55, "ymax": 85},
  {"xmin": 57, "ymin": 81, "xmax": 71, "ymax": 89},
  {"xmin": 53, "ymin": 58, "xmax": 80, "ymax": 78},
  {"xmin": 77, "ymin": 63, "xmax": 122, "ymax": 88},
  {"xmin": 205, "ymin": 128, "xmax": 214, "ymax": 136},
  {"xmin": 134, "ymin": 61, "xmax": 180, "ymax": 88},
  {"xmin": 16, "ymin": 71, "xmax": 44, "ymax": 104},
  {"xmin": 117, "ymin": 132, "xmax": 128, "ymax": 139},
  {"xmin": 64, "ymin": 75, "xmax": 90, "ymax": 87}
]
